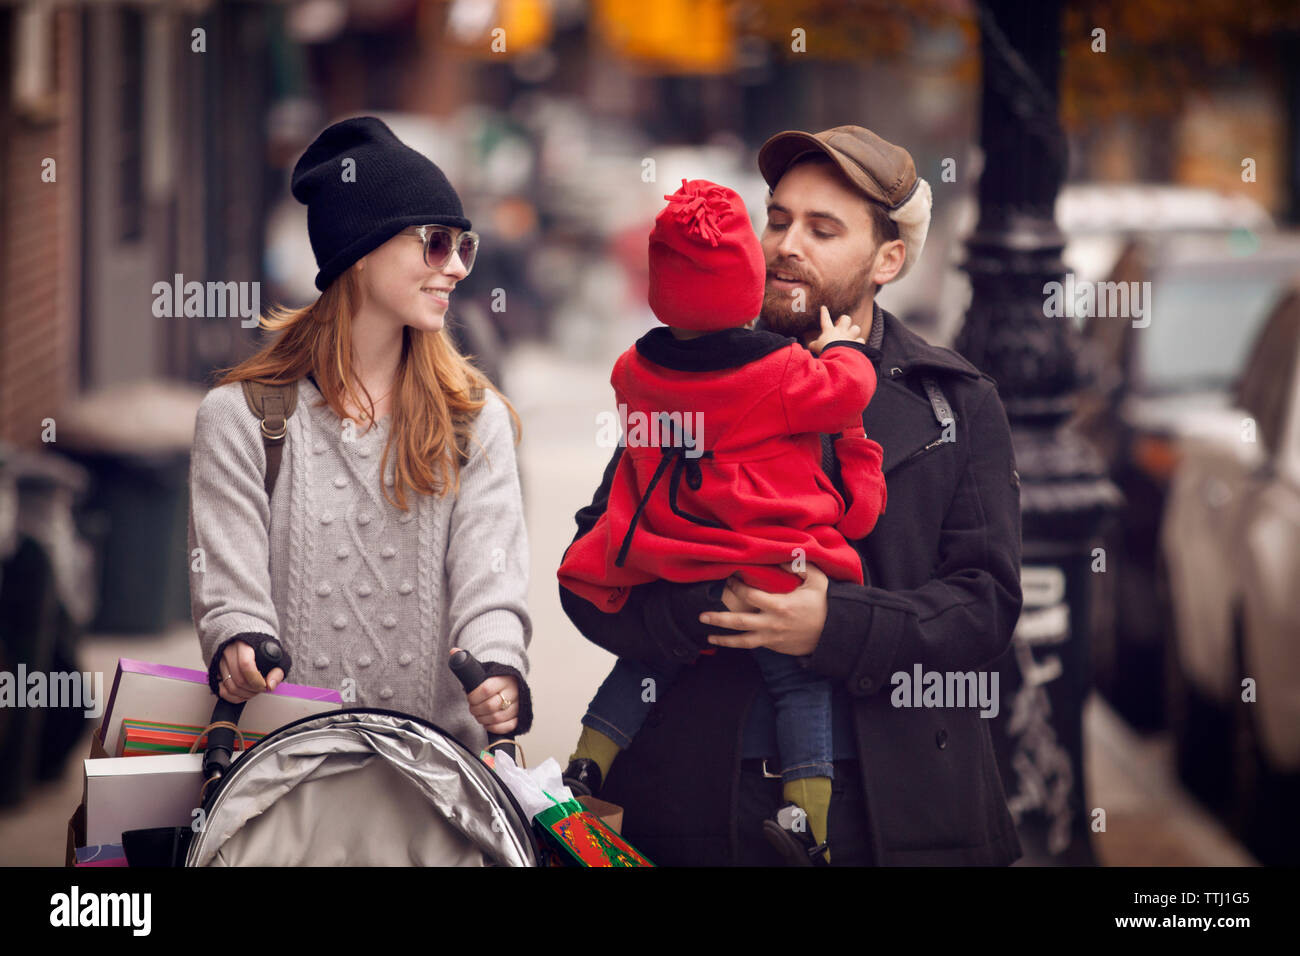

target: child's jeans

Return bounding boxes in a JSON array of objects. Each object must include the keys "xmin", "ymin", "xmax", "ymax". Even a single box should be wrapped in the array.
[{"xmin": 582, "ymin": 649, "xmax": 834, "ymax": 783}]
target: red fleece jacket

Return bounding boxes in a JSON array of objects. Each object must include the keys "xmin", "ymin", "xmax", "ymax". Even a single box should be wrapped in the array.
[{"xmin": 558, "ymin": 337, "xmax": 887, "ymax": 612}]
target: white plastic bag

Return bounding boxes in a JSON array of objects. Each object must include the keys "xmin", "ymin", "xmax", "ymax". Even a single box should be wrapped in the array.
[{"xmin": 490, "ymin": 751, "xmax": 575, "ymax": 823}]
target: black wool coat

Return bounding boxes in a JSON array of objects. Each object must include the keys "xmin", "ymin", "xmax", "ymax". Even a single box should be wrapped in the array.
[{"xmin": 559, "ymin": 305, "xmax": 1024, "ymax": 866}]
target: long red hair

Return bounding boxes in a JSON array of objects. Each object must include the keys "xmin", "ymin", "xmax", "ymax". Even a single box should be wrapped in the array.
[{"xmin": 214, "ymin": 267, "xmax": 520, "ymax": 510}]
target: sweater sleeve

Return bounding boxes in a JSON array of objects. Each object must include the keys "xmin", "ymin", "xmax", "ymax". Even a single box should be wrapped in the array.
[
  {"xmin": 778, "ymin": 340, "xmax": 877, "ymax": 436},
  {"xmin": 188, "ymin": 385, "xmax": 283, "ymax": 673},
  {"xmin": 445, "ymin": 391, "xmax": 534, "ymax": 729}
]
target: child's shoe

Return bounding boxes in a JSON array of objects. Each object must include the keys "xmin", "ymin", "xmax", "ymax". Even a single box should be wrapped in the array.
[
  {"xmin": 761, "ymin": 803, "xmax": 830, "ymax": 866},
  {"xmin": 562, "ymin": 757, "xmax": 603, "ymax": 798}
]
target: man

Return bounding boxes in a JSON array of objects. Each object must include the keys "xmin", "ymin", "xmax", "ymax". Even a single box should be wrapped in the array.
[{"xmin": 559, "ymin": 126, "xmax": 1024, "ymax": 866}]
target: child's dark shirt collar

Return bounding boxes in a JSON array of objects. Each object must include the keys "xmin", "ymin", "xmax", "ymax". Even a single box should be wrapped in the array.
[{"xmin": 633, "ymin": 326, "xmax": 791, "ymax": 372}]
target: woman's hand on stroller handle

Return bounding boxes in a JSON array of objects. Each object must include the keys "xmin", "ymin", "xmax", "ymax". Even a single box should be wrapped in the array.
[
  {"xmin": 217, "ymin": 640, "xmax": 286, "ymax": 704},
  {"xmin": 451, "ymin": 647, "xmax": 520, "ymax": 734}
]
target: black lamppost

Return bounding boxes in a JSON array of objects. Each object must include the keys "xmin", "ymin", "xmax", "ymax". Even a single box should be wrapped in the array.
[{"xmin": 957, "ymin": 0, "xmax": 1122, "ymax": 865}]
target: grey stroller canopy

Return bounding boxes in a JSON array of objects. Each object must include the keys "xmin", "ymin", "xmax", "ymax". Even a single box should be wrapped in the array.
[{"xmin": 186, "ymin": 709, "xmax": 538, "ymax": 867}]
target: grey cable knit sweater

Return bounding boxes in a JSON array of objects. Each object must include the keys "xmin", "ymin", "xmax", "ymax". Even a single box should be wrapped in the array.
[{"xmin": 187, "ymin": 376, "xmax": 532, "ymax": 751}]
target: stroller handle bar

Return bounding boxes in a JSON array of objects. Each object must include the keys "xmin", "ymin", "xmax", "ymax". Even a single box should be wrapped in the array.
[
  {"xmin": 201, "ymin": 645, "xmax": 515, "ymax": 786},
  {"xmin": 448, "ymin": 650, "xmax": 518, "ymax": 763},
  {"xmin": 202, "ymin": 639, "xmax": 286, "ymax": 787}
]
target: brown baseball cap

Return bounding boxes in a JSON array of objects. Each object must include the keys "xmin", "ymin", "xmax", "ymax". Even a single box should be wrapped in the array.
[{"xmin": 758, "ymin": 125, "xmax": 920, "ymax": 211}]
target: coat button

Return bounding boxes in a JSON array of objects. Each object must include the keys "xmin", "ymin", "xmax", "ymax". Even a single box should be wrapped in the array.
[
  {"xmin": 936, "ymin": 729, "xmax": 948, "ymax": 749},
  {"xmin": 858, "ymin": 676, "xmax": 872, "ymax": 691},
  {"xmin": 358, "ymin": 655, "xmax": 372, "ymax": 668}
]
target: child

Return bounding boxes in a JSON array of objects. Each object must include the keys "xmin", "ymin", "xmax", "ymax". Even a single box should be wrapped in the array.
[{"xmin": 557, "ymin": 179, "xmax": 886, "ymax": 864}]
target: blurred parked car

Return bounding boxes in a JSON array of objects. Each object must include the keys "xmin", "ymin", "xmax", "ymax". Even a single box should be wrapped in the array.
[
  {"xmin": 1160, "ymin": 284, "xmax": 1300, "ymax": 864},
  {"xmin": 1073, "ymin": 230, "xmax": 1300, "ymax": 730},
  {"xmin": 1055, "ymin": 184, "xmax": 1273, "ymax": 299},
  {"xmin": 931, "ymin": 184, "xmax": 1273, "ymax": 345}
]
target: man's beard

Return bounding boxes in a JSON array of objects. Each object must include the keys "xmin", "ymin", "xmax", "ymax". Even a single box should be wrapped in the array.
[{"xmin": 760, "ymin": 258, "xmax": 875, "ymax": 339}]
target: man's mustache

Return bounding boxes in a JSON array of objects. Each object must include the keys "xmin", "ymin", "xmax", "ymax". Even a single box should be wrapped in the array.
[{"xmin": 766, "ymin": 260, "xmax": 815, "ymax": 286}]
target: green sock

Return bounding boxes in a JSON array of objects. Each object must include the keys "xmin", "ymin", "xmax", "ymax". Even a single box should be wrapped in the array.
[
  {"xmin": 784, "ymin": 775, "xmax": 833, "ymax": 862},
  {"xmin": 569, "ymin": 725, "xmax": 622, "ymax": 781}
]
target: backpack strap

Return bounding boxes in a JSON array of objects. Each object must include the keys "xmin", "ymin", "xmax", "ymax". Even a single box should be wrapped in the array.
[
  {"xmin": 240, "ymin": 380, "xmax": 299, "ymax": 498},
  {"xmin": 240, "ymin": 379, "xmax": 482, "ymax": 497}
]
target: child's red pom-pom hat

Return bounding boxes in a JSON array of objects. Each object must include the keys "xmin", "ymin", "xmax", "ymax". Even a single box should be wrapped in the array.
[{"xmin": 648, "ymin": 179, "xmax": 765, "ymax": 332}]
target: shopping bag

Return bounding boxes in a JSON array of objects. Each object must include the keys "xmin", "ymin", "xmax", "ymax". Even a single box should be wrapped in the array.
[
  {"xmin": 101, "ymin": 658, "xmax": 340, "ymax": 755},
  {"xmin": 67, "ymin": 655, "xmax": 340, "ymax": 865},
  {"xmin": 489, "ymin": 751, "xmax": 653, "ymax": 867}
]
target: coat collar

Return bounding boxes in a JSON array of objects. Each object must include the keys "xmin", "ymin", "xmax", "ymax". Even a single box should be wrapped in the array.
[
  {"xmin": 753, "ymin": 301, "xmax": 983, "ymax": 381},
  {"xmin": 870, "ymin": 303, "xmax": 984, "ymax": 381},
  {"xmin": 864, "ymin": 305, "xmax": 985, "ymax": 473},
  {"xmin": 640, "ymin": 303, "xmax": 984, "ymax": 381},
  {"xmin": 753, "ymin": 302, "xmax": 988, "ymax": 473},
  {"xmin": 641, "ymin": 306, "xmax": 987, "ymax": 475}
]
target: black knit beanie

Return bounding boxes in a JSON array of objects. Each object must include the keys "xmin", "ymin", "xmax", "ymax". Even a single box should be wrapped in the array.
[{"xmin": 291, "ymin": 116, "xmax": 471, "ymax": 291}]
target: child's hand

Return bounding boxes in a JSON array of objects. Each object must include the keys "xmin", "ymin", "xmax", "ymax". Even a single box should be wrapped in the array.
[{"xmin": 807, "ymin": 306, "xmax": 863, "ymax": 355}]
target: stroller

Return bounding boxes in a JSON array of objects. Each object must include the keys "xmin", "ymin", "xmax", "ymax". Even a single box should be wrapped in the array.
[{"xmin": 122, "ymin": 644, "xmax": 539, "ymax": 867}]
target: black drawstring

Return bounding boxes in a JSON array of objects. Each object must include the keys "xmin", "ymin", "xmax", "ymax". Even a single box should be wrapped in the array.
[{"xmin": 614, "ymin": 413, "xmax": 722, "ymax": 568}]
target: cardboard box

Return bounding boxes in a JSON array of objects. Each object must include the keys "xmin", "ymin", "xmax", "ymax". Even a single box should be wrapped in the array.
[
  {"xmin": 100, "ymin": 658, "xmax": 341, "ymax": 756},
  {"xmin": 67, "ymin": 655, "xmax": 341, "ymax": 865},
  {"xmin": 578, "ymin": 795, "xmax": 624, "ymax": 835},
  {"xmin": 118, "ymin": 718, "xmax": 268, "ymax": 757},
  {"xmin": 66, "ymin": 730, "xmax": 111, "ymax": 867},
  {"xmin": 83, "ymin": 750, "xmax": 247, "ymax": 847}
]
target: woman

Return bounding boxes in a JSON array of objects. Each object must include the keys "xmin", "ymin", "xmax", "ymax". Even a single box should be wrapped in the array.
[{"xmin": 187, "ymin": 116, "xmax": 532, "ymax": 750}]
